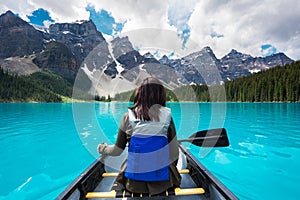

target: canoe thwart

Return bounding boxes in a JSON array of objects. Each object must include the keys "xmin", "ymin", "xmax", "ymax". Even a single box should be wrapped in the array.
[
  {"xmin": 86, "ymin": 190, "xmax": 116, "ymax": 198},
  {"xmin": 178, "ymin": 169, "xmax": 190, "ymax": 174},
  {"xmin": 102, "ymin": 172, "xmax": 119, "ymax": 177},
  {"xmin": 86, "ymin": 187, "xmax": 205, "ymax": 198},
  {"xmin": 102, "ymin": 169, "xmax": 190, "ymax": 177},
  {"xmin": 174, "ymin": 187, "xmax": 205, "ymax": 195}
]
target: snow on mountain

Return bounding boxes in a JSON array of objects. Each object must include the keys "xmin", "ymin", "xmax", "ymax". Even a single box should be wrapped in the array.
[{"xmin": 0, "ymin": 10, "xmax": 295, "ymax": 97}]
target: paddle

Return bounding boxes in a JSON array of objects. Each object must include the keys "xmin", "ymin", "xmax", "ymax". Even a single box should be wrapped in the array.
[{"xmin": 178, "ymin": 128, "xmax": 229, "ymax": 147}]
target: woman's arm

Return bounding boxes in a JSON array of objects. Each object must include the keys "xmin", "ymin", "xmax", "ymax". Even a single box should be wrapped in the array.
[
  {"xmin": 98, "ymin": 114, "xmax": 129, "ymax": 156},
  {"xmin": 168, "ymin": 118, "xmax": 179, "ymax": 163}
]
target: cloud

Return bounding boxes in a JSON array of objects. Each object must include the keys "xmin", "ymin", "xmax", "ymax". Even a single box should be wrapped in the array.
[
  {"xmin": 85, "ymin": 0, "xmax": 184, "ymax": 54},
  {"xmin": 0, "ymin": 0, "xmax": 184, "ymax": 56},
  {"xmin": 86, "ymin": 0, "xmax": 170, "ymax": 30},
  {"xmin": 28, "ymin": 0, "xmax": 90, "ymax": 22},
  {"xmin": 0, "ymin": 1, "xmax": 35, "ymax": 22},
  {"xmin": 188, "ymin": 0, "xmax": 300, "ymax": 60},
  {"xmin": 0, "ymin": 0, "xmax": 299, "ymax": 60},
  {"xmin": 167, "ymin": 0, "xmax": 198, "ymax": 48},
  {"xmin": 0, "ymin": 0, "xmax": 89, "ymax": 23}
]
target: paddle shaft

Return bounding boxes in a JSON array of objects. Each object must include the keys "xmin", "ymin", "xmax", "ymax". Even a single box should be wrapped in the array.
[{"xmin": 178, "ymin": 135, "xmax": 225, "ymax": 142}]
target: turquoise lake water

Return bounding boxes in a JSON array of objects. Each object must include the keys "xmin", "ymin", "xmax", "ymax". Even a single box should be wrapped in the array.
[{"xmin": 0, "ymin": 102, "xmax": 300, "ymax": 200}]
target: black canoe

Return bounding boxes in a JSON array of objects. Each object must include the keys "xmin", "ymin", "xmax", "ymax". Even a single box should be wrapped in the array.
[{"xmin": 57, "ymin": 143, "xmax": 238, "ymax": 200}]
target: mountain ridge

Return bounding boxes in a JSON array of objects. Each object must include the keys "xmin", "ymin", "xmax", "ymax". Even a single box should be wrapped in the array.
[
  {"xmin": 0, "ymin": 10, "xmax": 295, "ymax": 97},
  {"xmin": 0, "ymin": 11, "xmax": 44, "ymax": 58}
]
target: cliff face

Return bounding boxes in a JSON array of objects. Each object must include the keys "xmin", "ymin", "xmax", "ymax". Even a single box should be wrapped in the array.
[
  {"xmin": 220, "ymin": 49, "xmax": 294, "ymax": 80},
  {"xmin": 32, "ymin": 20, "xmax": 107, "ymax": 79},
  {"xmin": 48, "ymin": 20, "xmax": 106, "ymax": 65},
  {"xmin": 0, "ymin": 11, "xmax": 44, "ymax": 58},
  {"xmin": 0, "ymin": 11, "xmax": 107, "ymax": 80},
  {"xmin": 33, "ymin": 42, "xmax": 77, "ymax": 81},
  {"xmin": 0, "ymin": 10, "xmax": 295, "ymax": 92}
]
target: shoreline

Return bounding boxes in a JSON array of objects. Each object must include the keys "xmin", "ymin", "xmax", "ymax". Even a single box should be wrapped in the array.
[{"xmin": 0, "ymin": 100, "xmax": 299, "ymax": 103}]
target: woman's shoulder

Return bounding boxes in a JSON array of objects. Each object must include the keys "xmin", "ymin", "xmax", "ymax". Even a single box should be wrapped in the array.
[
  {"xmin": 119, "ymin": 112, "xmax": 131, "ymax": 131},
  {"xmin": 159, "ymin": 106, "xmax": 172, "ymax": 119},
  {"xmin": 160, "ymin": 106, "xmax": 171, "ymax": 113},
  {"xmin": 122, "ymin": 112, "xmax": 129, "ymax": 120}
]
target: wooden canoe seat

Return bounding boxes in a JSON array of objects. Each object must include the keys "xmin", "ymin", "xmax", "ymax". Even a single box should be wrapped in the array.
[
  {"xmin": 102, "ymin": 169, "xmax": 190, "ymax": 177},
  {"xmin": 86, "ymin": 187, "xmax": 205, "ymax": 198},
  {"xmin": 87, "ymin": 169, "xmax": 204, "ymax": 198}
]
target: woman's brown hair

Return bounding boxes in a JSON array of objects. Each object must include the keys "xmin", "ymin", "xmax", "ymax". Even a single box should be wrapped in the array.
[{"xmin": 131, "ymin": 77, "xmax": 166, "ymax": 121}]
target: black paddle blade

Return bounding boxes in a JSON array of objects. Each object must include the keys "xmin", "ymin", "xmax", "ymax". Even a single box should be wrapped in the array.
[{"xmin": 188, "ymin": 128, "xmax": 229, "ymax": 147}]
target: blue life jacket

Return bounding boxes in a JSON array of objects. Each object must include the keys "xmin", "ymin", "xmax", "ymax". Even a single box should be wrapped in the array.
[{"xmin": 125, "ymin": 107, "xmax": 171, "ymax": 182}]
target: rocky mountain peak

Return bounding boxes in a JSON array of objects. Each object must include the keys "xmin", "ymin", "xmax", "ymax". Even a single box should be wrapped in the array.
[
  {"xmin": 0, "ymin": 10, "xmax": 44, "ymax": 58},
  {"xmin": 140, "ymin": 52, "xmax": 159, "ymax": 65},
  {"xmin": 43, "ymin": 19, "xmax": 106, "ymax": 71},
  {"xmin": 201, "ymin": 46, "xmax": 219, "ymax": 59},
  {"xmin": 3, "ymin": 10, "xmax": 14, "ymax": 15},
  {"xmin": 228, "ymin": 49, "xmax": 240, "ymax": 57},
  {"xmin": 0, "ymin": 10, "xmax": 295, "ymax": 90},
  {"xmin": 49, "ymin": 20, "xmax": 99, "ymax": 36},
  {"xmin": 222, "ymin": 49, "xmax": 252, "ymax": 61},
  {"xmin": 203, "ymin": 46, "xmax": 213, "ymax": 52},
  {"xmin": 183, "ymin": 46, "xmax": 218, "ymax": 63},
  {"xmin": 159, "ymin": 55, "xmax": 170, "ymax": 64},
  {"xmin": 0, "ymin": 10, "xmax": 16, "ymax": 20},
  {"xmin": 0, "ymin": 10, "xmax": 28, "ymax": 28},
  {"xmin": 260, "ymin": 52, "xmax": 294, "ymax": 67},
  {"xmin": 111, "ymin": 36, "xmax": 135, "ymax": 57},
  {"xmin": 143, "ymin": 52, "xmax": 155, "ymax": 59}
]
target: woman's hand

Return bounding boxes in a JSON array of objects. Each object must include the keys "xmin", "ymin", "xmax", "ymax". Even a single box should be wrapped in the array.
[{"xmin": 97, "ymin": 142, "xmax": 107, "ymax": 154}]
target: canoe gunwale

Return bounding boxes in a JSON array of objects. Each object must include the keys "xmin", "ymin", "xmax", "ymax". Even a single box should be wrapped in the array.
[
  {"xmin": 57, "ymin": 147, "xmax": 238, "ymax": 200},
  {"xmin": 56, "ymin": 156, "xmax": 107, "ymax": 200},
  {"xmin": 179, "ymin": 144, "xmax": 238, "ymax": 200}
]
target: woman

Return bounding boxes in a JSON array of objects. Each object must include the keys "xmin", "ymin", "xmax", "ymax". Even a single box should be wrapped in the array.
[{"xmin": 98, "ymin": 77, "xmax": 181, "ymax": 195}]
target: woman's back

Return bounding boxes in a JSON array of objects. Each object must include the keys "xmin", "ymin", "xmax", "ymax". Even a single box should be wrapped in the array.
[{"xmin": 98, "ymin": 77, "xmax": 181, "ymax": 195}]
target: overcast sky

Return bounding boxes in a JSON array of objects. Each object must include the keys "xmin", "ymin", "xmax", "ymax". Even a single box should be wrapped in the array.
[{"xmin": 0, "ymin": 0, "xmax": 299, "ymax": 60}]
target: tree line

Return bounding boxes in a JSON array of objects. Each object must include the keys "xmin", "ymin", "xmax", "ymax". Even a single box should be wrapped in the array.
[
  {"xmin": 115, "ymin": 61, "xmax": 300, "ymax": 102},
  {"xmin": 0, "ymin": 68, "xmax": 101, "ymax": 102},
  {"xmin": 224, "ymin": 61, "xmax": 300, "ymax": 102},
  {"xmin": 0, "ymin": 68, "xmax": 62, "ymax": 102},
  {"xmin": 1, "ymin": 60, "xmax": 299, "ymax": 102}
]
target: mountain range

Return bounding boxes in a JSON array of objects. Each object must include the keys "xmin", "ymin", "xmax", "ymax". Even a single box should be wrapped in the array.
[{"xmin": 0, "ymin": 10, "xmax": 294, "ymax": 97}]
